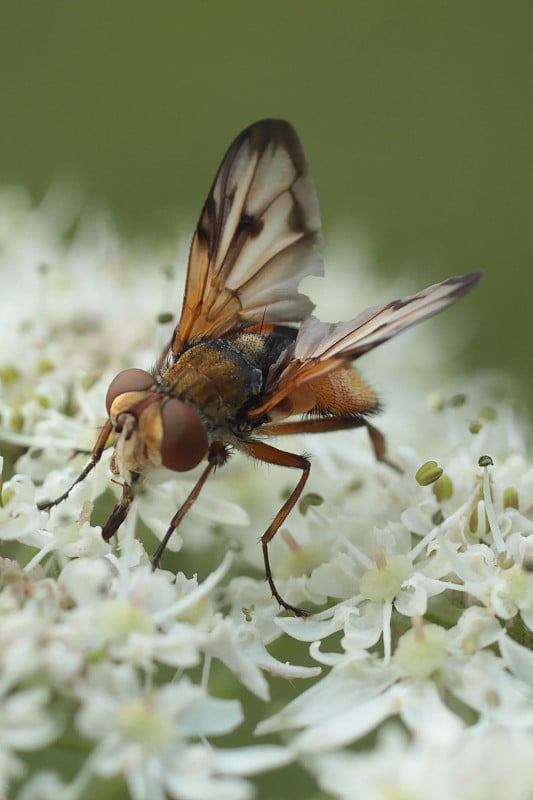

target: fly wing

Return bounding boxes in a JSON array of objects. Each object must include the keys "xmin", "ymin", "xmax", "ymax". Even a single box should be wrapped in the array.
[
  {"xmin": 248, "ymin": 271, "xmax": 483, "ymax": 418},
  {"xmin": 170, "ymin": 119, "xmax": 323, "ymax": 356}
]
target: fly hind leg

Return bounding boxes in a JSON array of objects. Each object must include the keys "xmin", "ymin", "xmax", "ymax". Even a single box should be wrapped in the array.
[{"xmin": 263, "ymin": 415, "xmax": 401, "ymax": 472}]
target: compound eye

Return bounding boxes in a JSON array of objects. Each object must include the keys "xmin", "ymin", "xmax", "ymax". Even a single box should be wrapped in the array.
[
  {"xmin": 161, "ymin": 399, "xmax": 208, "ymax": 472},
  {"xmin": 105, "ymin": 368, "xmax": 155, "ymax": 414}
]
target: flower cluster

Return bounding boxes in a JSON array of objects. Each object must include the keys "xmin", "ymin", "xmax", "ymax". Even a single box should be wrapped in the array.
[{"xmin": 1, "ymin": 188, "xmax": 532, "ymax": 799}]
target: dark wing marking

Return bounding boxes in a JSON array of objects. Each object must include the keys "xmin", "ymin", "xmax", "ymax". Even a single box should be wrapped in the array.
[
  {"xmin": 171, "ymin": 119, "xmax": 323, "ymax": 356},
  {"xmin": 248, "ymin": 271, "xmax": 483, "ymax": 418}
]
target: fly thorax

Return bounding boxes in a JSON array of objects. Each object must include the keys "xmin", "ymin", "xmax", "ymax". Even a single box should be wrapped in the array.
[{"xmin": 163, "ymin": 340, "xmax": 263, "ymax": 421}]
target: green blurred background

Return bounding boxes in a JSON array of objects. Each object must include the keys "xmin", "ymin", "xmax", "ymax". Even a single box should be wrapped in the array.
[{"xmin": 1, "ymin": 1, "xmax": 531, "ymax": 403}]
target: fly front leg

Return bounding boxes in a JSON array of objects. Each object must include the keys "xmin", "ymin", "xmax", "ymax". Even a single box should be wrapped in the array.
[
  {"xmin": 101, "ymin": 475, "xmax": 137, "ymax": 542},
  {"xmin": 38, "ymin": 419, "xmax": 114, "ymax": 510}
]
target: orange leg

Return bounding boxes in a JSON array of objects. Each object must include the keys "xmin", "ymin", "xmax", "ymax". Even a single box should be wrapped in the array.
[
  {"xmin": 241, "ymin": 440, "xmax": 311, "ymax": 616},
  {"xmin": 262, "ymin": 416, "xmax": 398, "ymax": 469},
  {"xmin": 240, "ymin": 418, "xmax": 400, "ymax": 614}
]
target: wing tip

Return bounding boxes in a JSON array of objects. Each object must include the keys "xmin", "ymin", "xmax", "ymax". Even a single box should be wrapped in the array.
[{"xmin": 449, "ymin": 269, "xmax": 484, "ymax": 289}]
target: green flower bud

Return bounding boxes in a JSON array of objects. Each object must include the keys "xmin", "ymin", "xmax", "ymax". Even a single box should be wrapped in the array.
[{"xmin": 416, "ymin": 460, "xmax": 443, "ymax": 486}]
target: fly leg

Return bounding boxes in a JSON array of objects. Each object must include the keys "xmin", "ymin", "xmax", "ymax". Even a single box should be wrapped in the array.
[
  {"xmin": 242, "ymin": 440, "xmax": 311, "ymax": 616},
  {"xmin": 151, "ymin": 442, "xmax": 228, "ymax": 570},
  {"xmin": 38, "ymin": 419, "xmax": 113, "ymax": 510}
]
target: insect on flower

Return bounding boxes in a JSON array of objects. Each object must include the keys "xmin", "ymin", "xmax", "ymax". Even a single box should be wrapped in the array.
[{"xmin": 39, "ymin": 119, "xmax": 483, "ymax": 615}]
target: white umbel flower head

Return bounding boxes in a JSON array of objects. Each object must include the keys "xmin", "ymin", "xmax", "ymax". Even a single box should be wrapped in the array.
[{"xmin": 1, "ymin": 188, "xmax": 532, "ymax": 800}]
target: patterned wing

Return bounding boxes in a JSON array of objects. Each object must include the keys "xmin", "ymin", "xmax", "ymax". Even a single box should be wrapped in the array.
[
  {"xmin": 248, "ymin": 271, "xmax": 483, "ymax": 418},
  {"xmin": 171, "ymin": 119, "xmax": 324, "ymax": 356}
]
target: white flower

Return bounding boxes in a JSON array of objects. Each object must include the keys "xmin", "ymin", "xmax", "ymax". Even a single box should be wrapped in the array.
[
  {"xmin": 2, "ymin": 188, "xmax": 533, "ymax": 800},
  {"xmin": 75, "ymin": 664, "xmax": 247, "ymax": 800},
  {"xmin": 0, "ymin": 685, "xmax": 59, "ymax": 796},
  {"xmin": 309, "ymin": 726, "xmax": 533, "ymax": 800}
]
